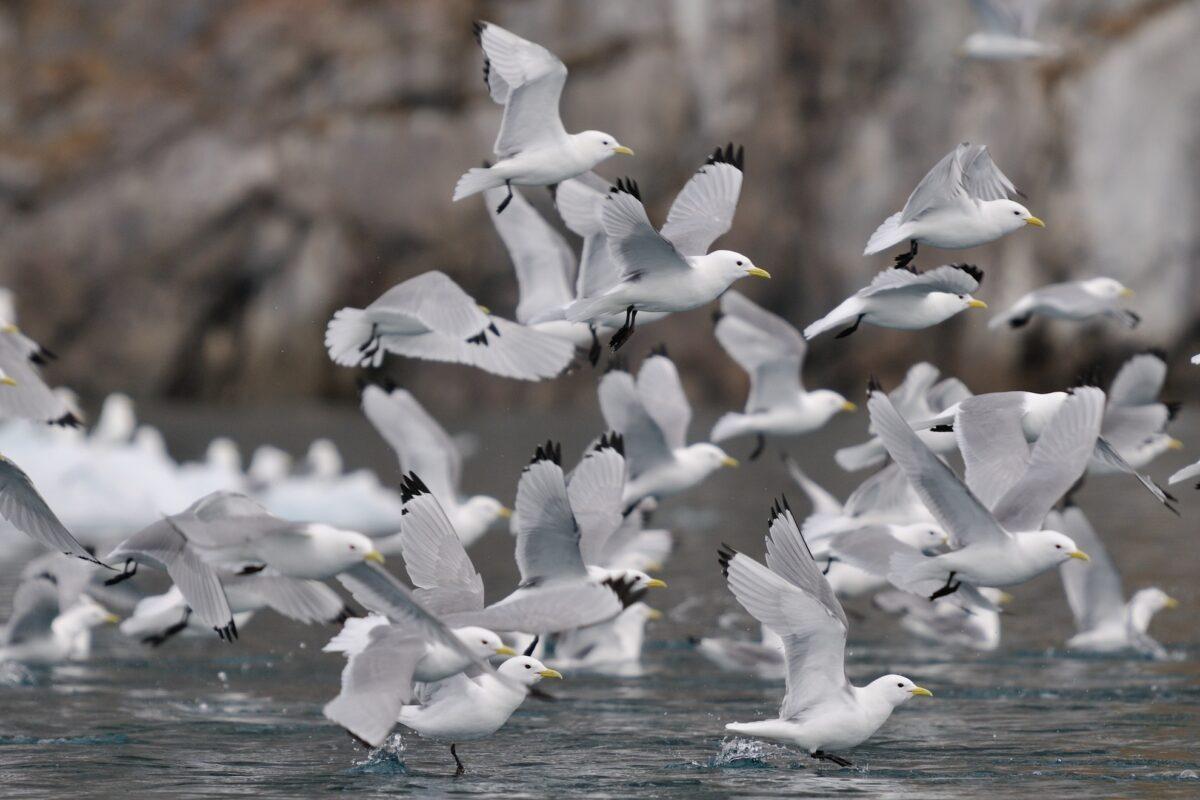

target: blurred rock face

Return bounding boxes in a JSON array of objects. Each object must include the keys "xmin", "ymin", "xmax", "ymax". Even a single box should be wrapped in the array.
[{"xmin": 0, "ymin": 0, "xmax": 1194, "ymax": 410}]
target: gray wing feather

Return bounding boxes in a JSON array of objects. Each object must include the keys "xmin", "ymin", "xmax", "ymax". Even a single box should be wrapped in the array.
[
  {"xmin": 232, "ymin": 575, "xmax": 348, "ymax": 625},
  {"xmin": 367, "ymin": 272, "xmax": 488, "ymax": 339},
  {"xmin": 514, "ymin": 457, "xmax": 586, "ymax": 582},
  {"xmin": 3, "ymin": 576, "xmax": 60, "ymax": 645},
  {"xmin": 398, "ymin": 490, "xmax": 485, "ymax": 616},
  {"xmin": 568, "ymin": 442, "xmax": 627, "ymax": 566},
  {"xmin": 660, "ymin": 160, "xmax": 743, "ymax": 257},
  {"xmin": 323, "ymin": 624, "xmax": 425, "ymax": 746},
  {"xmin": 601, "ymin": 190, "xmax": 691, "ymax": 280},
  {"xmin": 598, "ymin": 370, "xmax": 673, "ymax": 474},
  {"xmin": 717, "ymin": 291, "xmax": 806, "ymax": 410},
  {"xmin": 0, "ymin": 456, "xmax": 101, "ymax": 565},
  {"xmin": 636, "ymin": 356, "xmax": 692, "ymax": 451},
  {"xmin": 362, "ymin": 386, "xmax": 462, "ymax": 505},
  {"xmin": 1107, "ymin": 353, "xmax": 1167, "ymax": 408},
  {"xmin": 485, "ymin": 186, "xmax": 576, "ymax": 324},
  {"xmin": 956, "ymin": 393, "xmax": 1033, "ymax": 509},
  {"xmin": 1050, "ymin": 507, "xmax": 1126, "ymax": 633},
  {"xmin": 443, "ymin": 581, "xmax": 624, "ymax": 634},
  {"xmin": 859, "ymin": 265, "xmax": 979, "ymax": 299}
]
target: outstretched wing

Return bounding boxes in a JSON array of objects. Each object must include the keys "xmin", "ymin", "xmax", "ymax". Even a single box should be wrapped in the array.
[
  {"xmin": 514, "ymin": 445, "xmax": 587, "ymax": 582},
  {"xmin": 1049, "ymin": 507, "xmax": 1125, "ymax": 634},
  {"xmin": 598, "ymin": 368, "xmax": 673, "ymax": 474},
  {"xmin": 602, "ymin": 181, "xmax": 691, "ymax": 281},
  {"xmin": 956, "ymin": 392, "xmax": 1033, "ymax": 509},
  {"xmin": 396, "ymin": 474, "xmax": 485, "ymax": 616},
  {"xmin": 660, "ymin": 144, "xmax": 744, "ymax": 257},
  {"xmin": 361, "ymin": 385, "xmax": 462, "ymax": 504},
  {"xmin": 323, "ymin": 622, "xmax": 426, "ymax": 746},
  {"xmin": 569, "ymin": 436, "xmax": 627, "ymax": 566},
  {"xmin": 486, "ymin": 185, "xmax": 577, "ymax": 324},
  {"xmin": 859, "ymin": 264, "xmax": 981, "ymax": 298},
  {"xmin": 716, "ymin": 291, "xmax": 805, "ymax": 412},
  {"xmin": 636, "ymin": 355, "xmax": 692, "ymax": 451},
  {"xmin": 367, "ymin": 271, "xmax": 490, "ymax": 339},
  {"xmin": 959, "ymin": 144, "xmax": 1019, "ymax": 201},
  {"xmin": 0, "ymin": 456, "xmax": 102, "ymax": 565},
  {"xmin": 1107, "ymin": 352, "xmax": 1167, "ymax": 408},
  {"xmin": 474, "ymin": 21, "xmax": 569, "ymax": 157}
]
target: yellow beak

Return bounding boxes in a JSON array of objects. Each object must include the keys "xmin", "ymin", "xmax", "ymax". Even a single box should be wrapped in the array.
[
  {"xmin": 1069, "ymin": 550, "xmax": 1090, "ymax": 562},
  {"xmin": 497, "ymin": 506, "xmax": 513, "ymax": 519},
  {"xmin": 746, "ymin": 267, "xmax": 771, "ymax": 279},
  {"xmin": 0, "ymin": 324, "xmax": 17, "ymax": 334},
  {"xmin": 1166, "ymin": 438, "xmax": 1184, "ymax": 451},
  {"xmin": 996, "ymin": 591, "xmax": 1014, "ymax": 605},
  {"xmin": 644, "ymin": 607, "xmax": 663, "ymax": 621},
  {"xmin": 103, "ymin": 613, "xmax": 121, "ymax": 624},
  {"xmin": 495, "ymin": 645, "xmax": 518, "ymax": 656},
  {"xmin": 613, "ymin": 146, "xmax": 635, "ymax": 156},
  {"xmin": 841, "ymin": 401, "xmax": 857, "ymax": 413},
  {"xmin": 910, "ymin": 686, "xmax": 933, "ymax": 697},
  {"xmin": 0, "ymin": 376, "xmax": 15, "ymax": 387},
  {"xmin": 721, "ymin": 456, "xmax": 740, "ymax": 468},
  {"xmin": 365, "ymin": 550, "xmax": 386, "ymax": 565},
  {"xmin": 538, "ymin": 668, "xmax": 563, "ymax": 679},
  {"xmin": 1164, "ymin": 597, "xmax": 1180, "ymax": 609},
  {"xmin": 1120, "ymin": 287, "xmax": 1135, "ymax": 298},
  {"xmin": 645, "ymin": 578, "xmax": 668, "ymax": 590},
  {"xmin": 477, "ymin": 304, "xmax": 491, "ymax": 314},
  {"xmin": 967, "ymin": 299, "xmax": 988, "ymax": 309},
  {"xmin": 1025, "ymin": 216, "xmax": 1046, "ymax": 228}
]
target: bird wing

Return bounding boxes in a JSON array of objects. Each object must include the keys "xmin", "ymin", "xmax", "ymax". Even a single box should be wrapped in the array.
[
  {"xmin": 959, "ymin": 144, "xmax": 1019, "ymax": 201},
  {"xmin": 0, "ymin": 456, "xmax": 102, "ymax": 565},
  {"xmin": 927, "ymin": 376, "xmax": 973, "ymax": 413},
  {"xmin": 783, "ymin": 455, "xmax": 843, "ymax": 518},
  {"xmin": 1107, "ymin": 352, "xmax": 1167, "ymax": 408},
  {"xmin": 716, "ymin": 291, "xmax": 806, "ymax": 411},
  {"xmin": 868, "ymin": 389, "xmax": 1010, "ymax": 546},
  {"xmin": 475, "ymin": 21, "xmax": 569, "ymax": 157},
  {"xmin": 887, "ymin": 362, "xmax": 941, "ymax": 420},
  {"xmin": 443, "ymin": 580, "xmax": 625, "ymax": 634},
  {"xmin": 763, "ymin": 501, "xmax": 848, "ymax": 629},
  {"xmin": 1100, "ymin": 405, "xmax": 1170, "ymax": 452},
  {"xmin": 660, "ymin": 144, "xmax": 744, "ymax": 257},
  {"xmin": 842, "ymin": 462, "xmax": 915, "ymax": 519},
  {"xmin": 720, "ymin": 541, "xmax": 850, "ymax": 720},
  {"xmin": 971, "ymin": 0, "xmax": 1046, "ymax": 37},
  {"xmin": 396, "ymin": 474, "xmax": 485, "ymax": 616},
  {"xmin": 514, "ymin": 446, "xmax": 588, "ymax": 582},
  {"xmin": 899, "ymin": 144, "xmax": 969, "ymax": 223},
  {"xmin": 107, "ymin": 517, "xmax": 236, "ymax": 637},
  {"xmin": 1049, "ymin": 507, "xmax": 1126, "ymax": 633},
  {"xmin": 859, "ymin": 264, "xmax": 981, "ymax": 299},
  {"xmin": 955, "ymin": 393, "xmax": 1034, "ymax": 509},
  {"xmin": 231, "ymin": 575, "xmax": 349, "ymax": 625},
  {"xmin": 602, "ymin": 182, "xmax": 692, "ymax": 281},
  {"xmin": 323, "ymin": 622, "xmax": 426, "ymax": 747},
  {"xmin": 636, "ymin": 355, "xmax": 692, "ymax": 451},
  {"xmin": 555, "ymin": 173, "xmax": 623, "ymax": 299},
  {"xmin": 485, "ymin": 186, "xmax": 577, "ymax": 324},
  {"xmin": 568, "ymin": 436, "xmax": 627, "ymax": 567},
  {"xmin": 361, "ymin": 385, "xmax": 461, "ymax": 504},
  {"xmin": 991, "ymin": 387, "xmax": 1105, "ymax": 533},
  {"xmin": 597, "ymin": 368, "xmax": 673, "ymax": 474},
  {"xmin": 3, "ymin": 575, "xmax": 60, "ymax": 646},
  {"xmin": 366, "ymin": 272, "xmax": 490, "ymax": 339}
]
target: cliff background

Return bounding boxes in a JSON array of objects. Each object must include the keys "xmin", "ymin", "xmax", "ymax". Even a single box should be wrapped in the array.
[{"xmin": 0, "ymin": 0, "xmax": 1197, "ymax": 419}]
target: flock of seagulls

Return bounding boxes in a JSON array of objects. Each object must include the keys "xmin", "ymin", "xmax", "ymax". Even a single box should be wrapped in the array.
[{"xmin": 0, "ymin": 10, "xmax": 1195, "ymax": 776}]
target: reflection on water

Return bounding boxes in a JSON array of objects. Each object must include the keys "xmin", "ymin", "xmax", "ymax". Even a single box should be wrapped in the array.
[{"xmin": 0, "ymin": 403, "xmax": 1196, "ymax": 798}]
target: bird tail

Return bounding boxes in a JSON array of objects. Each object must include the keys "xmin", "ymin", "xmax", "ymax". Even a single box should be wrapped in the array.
[
  {"xmin": 324, "ymin": 308, "xmax": 381, "ymax": 368},
  {"xmin": 834, "ymin": 439, "xmax": 887, "ymax": 471},
  {"xmin": 886, "ymin": 547, "xmax": 945, "ymax": 596},
  {"xmin": 710, "ymin": 412, "xmax": 752, "ymax": 444},
  {"xmin": 863, "ymin": 211, "xmax": 907, "ymax": 255},
  {"xmin": 322, "ymin": 614, "xmax": 388, "ymax": 656},
  {"xmin": 453, "ymin": 166, "xmax": 504, "ymax": 201},
  {"xmin": 564, "ymin": 294, "xmax": 613, "ymax": 324}
]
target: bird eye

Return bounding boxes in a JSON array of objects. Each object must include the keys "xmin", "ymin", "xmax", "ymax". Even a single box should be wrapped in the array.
[
  {"xmin": 897, "ymin": 682, "xmax": 904, "ymax": 687},
  {"xmin": 1014, "ymin": 210, "xmax": 1021, "ymax": 215},
  {"xmin": 957, "ymin": 294, "xmax": 964, "ymax": 299},
  {"xmin": 1055, "ymin": 544, "xmax": 1062, "ymax": 549},
  {"xmin": 481, "ymin": 639, "xmax": 488, "ymax": 644},
  {"xmin": 602, "ymin": 140, "xmax": 609, "ymax": 145},
  {"xmin": 736, "ymin": 260, "xmax": 743, "ymax": 266},
  {"xmin": 525, "ymin": 664, "xmax": 532, "ymax": 669},
  {"xmin": 349, "ymin": 544, "xmax": 357, "ymax": 550}
]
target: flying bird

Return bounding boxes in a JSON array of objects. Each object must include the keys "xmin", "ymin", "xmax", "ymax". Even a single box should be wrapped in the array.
[
  {"xmin": 455, "ymin": 21, "xmax": 633, "ymax": 213},
  {"xmin": 988, "ymin": 277, "xmax": 1137, "ymax": 330}
]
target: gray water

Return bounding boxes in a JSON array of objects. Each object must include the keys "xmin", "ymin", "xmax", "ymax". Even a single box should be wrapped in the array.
[{"xmin": 0, "ymin": 403, "xmax": 1197, "ymax": 799}]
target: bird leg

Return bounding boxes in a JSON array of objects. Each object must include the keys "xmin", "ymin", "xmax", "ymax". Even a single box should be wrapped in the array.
[
  {"xmin": 821, "ymin": 556, "xmax": 837, "ymax": 576},
  {"xmin": 811, "ymin": 750, "xmax": 853, "ymax": 768},
  {"xmin": 892, "ymin": 239, "xmax": 919, "ymax": 270},
  {"xmin": 451, "ymin": 743, "xmax": 465, "ymax": 776},
  {"xmin": 104, "ymin": 559, "xmax": 137, "ymax": 586},
  {"xmin": 587, "ymin": 324, "xmax": 602, "ymax": 367},
  {"xmin": 748, "ymin": 433, "xmax": 766, "ymax": 461},
  {"xmin": 929, "ymin": 571, "xmax": 961, "ymax": 601},
  {"xmin": 834, "ymin": 315, "xmax": 865, "ymax": 339},
  {"xmin": 608, "ymin": 306, "xmax": 638, "ymax": 352},
  {"xmin": 495, "ymin": 180, "xmax": 514, "ymax": 214},
  {"xmin": 142, "ymin": 608, "xmax": 192, "ymax": 648}
]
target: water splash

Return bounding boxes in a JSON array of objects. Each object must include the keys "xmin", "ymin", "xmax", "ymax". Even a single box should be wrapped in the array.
[
  {"xmin": 0, "ymin": 662, "xmax": 37, "ymax": 687},
  {"xmin": 348, "ymin": 733, "xmax": 408, "ymax": 775},
  {"xmin": 705, "ymin": 736, "xmax": 792, "ymax": 768}
]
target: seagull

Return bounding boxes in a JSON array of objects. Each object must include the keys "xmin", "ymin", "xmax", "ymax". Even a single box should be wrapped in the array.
[
  {"xmin": 961, "ymin": 0, "xmax": 1061, "ymax": 61},
  {"xmin": 830, "ymin": 383, "xmax": 1099, "ymax": 605},
  {"xmin": 988, "ymin": 277, "xmax": 1138, "ymax": 330},
  {"xmin": 710, "ymin": 291, "xmax": 856, "ymax": 460},
  {"xmin": 804, "ymin": 264, "xmax": 988, "ymax": 340},
  {"xmin": 0, "ymin": 326, "xmax": 80, "ymax": 427},
  {"xmin": 1051, "ymin": 504, "xmax": 1177, "ymax": 659},
  {"xmin": 360, "ymin": 383, "xmax": 510, "ymax": 547},
  {"xmin": 0, "ymin": 455, "xmax": 104, "ymax": 565},
  {"xmin": 719, "ymin": 499, "xmax": 932, "ymax": 768},
  {"xmin": 864, "ymin": 143, "xmax": 1043, "ymax": 268},
  {"xmin": 454, "ymin": 21, "xmax": 633, "ymax": 214},
  {"xmin": 0, "ymin": 574, "xmax": 119, "ymax": 664},
  {"xmin": 396, "ymin": 652, "xmax": 563, "ymax": 774},
  {"xmin": 324, "ymin": 271, "xmax": 575, "ymax": 381},
  {"xmin": 694, "ymin": 624, "xmax": 785, "ymax": 680},
  {"xmin": 563, "ymin": 146, "xmax": 770, "ymax": 352},
  {"xmin": 396, "ymin": 445, "xmax": 655, "ymax": 636},
  {"xmin": 912, "ymin": 352, "xmax": 1181, "ymax": 511},
  {"xmin": 834, "ymin": 362, "xmax": 970, "ymax": 471},
  {"xmin": 598, "ymin": 351, "xmax": 738, "ymax": 506}
]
